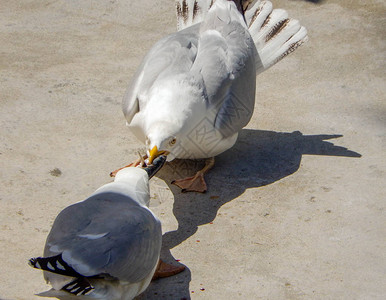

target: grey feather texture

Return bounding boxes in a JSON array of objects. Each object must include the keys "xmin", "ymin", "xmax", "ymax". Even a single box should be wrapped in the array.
[
  {"xmin": 44, "ymin": 192, "xmax": 161, "ymax": 283},
  {"xmin": 30, "ymin": 167, "xmax": 163, "ymax": 299},
  {"xmin": 122, "ymin": 25, "xmax": 199, "ymax": 127},
  {"xmin": 123, "ymin": 0, "xmax": 307, "ymax": 161}
]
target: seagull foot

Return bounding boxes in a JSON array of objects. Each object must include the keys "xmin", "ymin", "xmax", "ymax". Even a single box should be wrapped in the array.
[
  {"xmin": 152, "ymin": 260, "xmax": 185, "ymax": 280},
  {"xmin": 110, "ymin": 153, "xmax": 147, "ymax": 177},
  {"xmin": 171, "ymin": 157, "xmax": 215, "ymax": 193},
  {"xmin": 171, "ymin": 172, "xmax": 208, "ymax": 193}
]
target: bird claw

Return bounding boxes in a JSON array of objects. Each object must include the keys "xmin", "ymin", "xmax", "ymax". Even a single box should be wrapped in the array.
[{"xmin": 137, "ymin": 151, "xmax": 146, "ymax": 168}]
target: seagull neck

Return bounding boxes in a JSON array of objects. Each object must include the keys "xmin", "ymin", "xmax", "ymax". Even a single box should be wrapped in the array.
[{"xmin": 95, "ymin": 168, "xmax": 151, "ymax": 207}]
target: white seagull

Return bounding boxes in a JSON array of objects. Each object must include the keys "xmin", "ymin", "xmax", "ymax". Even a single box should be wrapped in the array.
[
  {"xmin": 29, "ymin": 156, "xmax": 184, "ymax": 300},
  {"xmin": 112, "ymin": 0, "xmax": 308, "ymax": 192}
]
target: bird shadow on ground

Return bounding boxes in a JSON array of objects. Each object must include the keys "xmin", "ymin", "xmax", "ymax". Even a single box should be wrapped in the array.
[
  {"xmin": 301, "ymin": 0, "xmax": 326, "ymax": 3},
  {"xmin": 142, "ymin": 129, "xmax": 361, "ymax": 299}
]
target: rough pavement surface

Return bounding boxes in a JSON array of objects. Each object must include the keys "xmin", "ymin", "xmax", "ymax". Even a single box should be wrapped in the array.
[{"xmin": 1, "ymin": 0, "xmax": 385, "ymax": 299}]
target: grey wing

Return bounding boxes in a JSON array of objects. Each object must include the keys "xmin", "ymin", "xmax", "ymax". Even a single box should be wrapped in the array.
[
  {"xmin": 122, "ymin": 25, "xmax": 200, "ymax": 124},
  {"xmin": 44, "ymin": 193, "xmax": 162, "ymax": 283},
  {"xmin": 191, "ymin": 7, "xmax": 257, "ymax": 138}
]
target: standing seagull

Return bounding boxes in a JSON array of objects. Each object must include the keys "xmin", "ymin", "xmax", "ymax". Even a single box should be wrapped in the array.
[
  {"xmin": 29, "ymin": 156, "xmax": 184, "ymax": 300},
  {"xmin": 112, "ymin": 0, "xmax": 308, "ymax": 192}
]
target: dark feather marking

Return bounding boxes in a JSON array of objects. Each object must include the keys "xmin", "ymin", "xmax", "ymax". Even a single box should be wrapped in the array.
[
  {"xmin": 62, "ymin": 277, "xmax": 94, "ymax": 296},
  {"xmin": 29, "ymin": 254, "xmax": 83, "ymax": 277},
  {"xmin": 248, "ymin": 5, "xmax": 262, "ymax": 27},
  {"xmin": 265, "ymin": 19, "xmax": 290, "ymax": 42},
  {"xmin": 261, "ymin": 14, "xmax": 271, "ymax": 28},
  {"xmin": 182, "ymin": 0, "xmax": 188, "ymax": 23},
  {"xmin": 193, "ymin": 1, "xmax": 200, "ymax": 19},
  {"xmin": 273, "ymin": 40, "xmax": 305, "ymax": 65},
  {"xmin": 176, "ymin": 2, "xmax": 182, "ymax": 18}
]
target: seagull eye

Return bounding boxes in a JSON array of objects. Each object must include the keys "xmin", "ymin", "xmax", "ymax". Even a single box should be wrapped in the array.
[{"xmin": 169, "ymin": 138, "xmax": 177, "ymax": 146}]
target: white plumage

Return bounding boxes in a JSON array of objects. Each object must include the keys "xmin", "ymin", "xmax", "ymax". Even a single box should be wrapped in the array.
[
  {"xmin": 123, "ymin": 0, "xmax": 307, "ymax": 161},
  {"xmin": 118, "ymin": 0, "xmax": 307, "ymax": 191}
]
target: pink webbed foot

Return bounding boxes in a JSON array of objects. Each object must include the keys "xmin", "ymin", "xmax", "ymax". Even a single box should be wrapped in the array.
[
  {"xmin": 171, "ymin": 157, "xmax": 215, "ymax": 193},
  {"xmin": 152, "ymin": 259, "xmax": 185, "ymax": 280}
]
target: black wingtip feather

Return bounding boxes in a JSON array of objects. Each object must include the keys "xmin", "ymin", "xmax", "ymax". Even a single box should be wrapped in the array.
[
  {"xmin": 28, "ymin": 254, "xmax": 83, "ymax": 277},
  {"xmin": 62, "ymin": 277, "xmax": 94, "ymax": 296}
]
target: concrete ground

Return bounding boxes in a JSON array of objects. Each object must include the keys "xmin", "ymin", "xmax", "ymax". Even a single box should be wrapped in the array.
[{"xmin": 1, "ymin": 0, "xmax": 385, "ymax": 299}]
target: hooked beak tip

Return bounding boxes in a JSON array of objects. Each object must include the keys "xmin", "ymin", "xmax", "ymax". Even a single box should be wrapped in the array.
[{"xmin": 148, "ymin": 146, "xmax": 169, "ymax": 164}]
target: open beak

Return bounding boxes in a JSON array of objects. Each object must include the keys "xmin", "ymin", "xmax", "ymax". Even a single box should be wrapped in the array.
[{"xmin": 148, "ymin": 146, "xmax": 169, "ymax": 165}]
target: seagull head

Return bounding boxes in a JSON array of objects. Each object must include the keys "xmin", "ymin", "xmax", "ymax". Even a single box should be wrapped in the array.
[
  {"xmin": 146, "ymin": 121, "xmax": 182, "ymax": 164},
  {"xmin": 143, "ymin": 75, "xmax": 204, "ymax": 164}
]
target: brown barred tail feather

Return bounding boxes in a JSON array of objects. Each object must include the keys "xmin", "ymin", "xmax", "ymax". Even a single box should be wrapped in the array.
[
  {"xmin": 244, "ymin": 1, "xmax": 308, "ymax": 73},
  {"xmin": 176, "ymin": 0, "xmax": 307, "ymax": 72},
  {"xmin": 176, "ymin": 0, "xmax": 213, "ymax": 30}
]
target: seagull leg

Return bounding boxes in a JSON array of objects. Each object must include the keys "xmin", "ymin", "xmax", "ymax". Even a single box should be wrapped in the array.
[
  {"xmin": 152, "ymin": 259, "xmax": 185, "ymax": 280},
  {"xmin": 110, "ymin": 153, "xmax": 147, "ymax": 177},
  {"xmin": 171, "ymin": 157, "xmax": 215, "ymax": 193}
]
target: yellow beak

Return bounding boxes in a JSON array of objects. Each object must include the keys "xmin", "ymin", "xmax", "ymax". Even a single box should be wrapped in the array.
[{"xmin": 148, "ymin": 146, "xmax": 169, "ymax": 165}]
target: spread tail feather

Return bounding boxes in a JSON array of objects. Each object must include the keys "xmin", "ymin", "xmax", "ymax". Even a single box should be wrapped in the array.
[
  {"xmin": 245, "ymin": 1, "xmax": 308, "ymax": 73},
  {"xmin": 176, "ymin": 0, "xmax": 308, "ymax": 73},
  {"xmin": 176, "ymin": 0, "xmax": 213, "ymax": 31}
]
